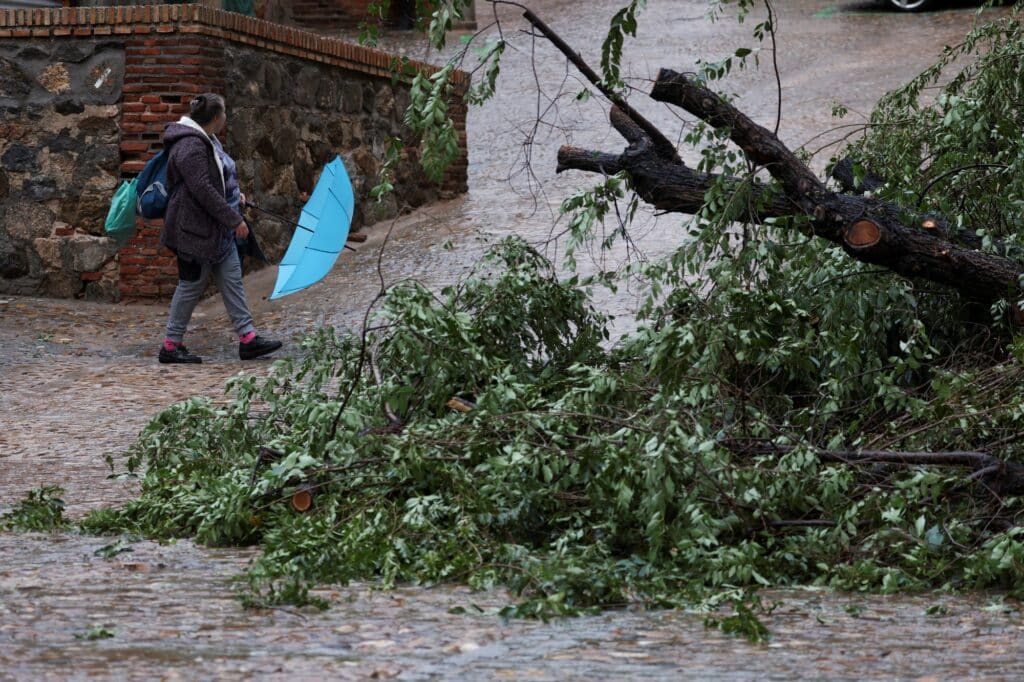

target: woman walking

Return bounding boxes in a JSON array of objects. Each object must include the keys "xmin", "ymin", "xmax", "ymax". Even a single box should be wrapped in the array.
[{"xmin": 158, "ymin": 93, "xmax": 281, "ymax": 364}]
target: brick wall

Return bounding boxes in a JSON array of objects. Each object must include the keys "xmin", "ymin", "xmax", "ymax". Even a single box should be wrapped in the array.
[
  {"xmin": 0, "ymin": 4, "xmax": 470, "ymax": 301},
  {"xmin": 119, "ymin": 31, "xmax": 226, "ymax": 298}
]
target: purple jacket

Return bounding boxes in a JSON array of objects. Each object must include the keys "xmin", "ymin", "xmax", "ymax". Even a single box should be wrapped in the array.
[{"xmin": 160, "ymin": 121, "xmax": 243, "ymax": 263}]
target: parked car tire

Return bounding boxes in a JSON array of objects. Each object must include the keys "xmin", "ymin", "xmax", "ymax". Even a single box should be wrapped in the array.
[{"xmin": 885, "ymin": 0, "xmax": 935, "ymax": 10}]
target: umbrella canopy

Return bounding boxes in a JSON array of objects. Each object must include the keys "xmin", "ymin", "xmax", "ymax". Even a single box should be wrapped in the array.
[{"xmin": 269, "ymin": 156, "xmax": 355, "ymax": 300}]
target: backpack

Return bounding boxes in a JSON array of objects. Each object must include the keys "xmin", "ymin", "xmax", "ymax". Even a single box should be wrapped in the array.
[{"xmin": 135, "ymin": 147, "xmax": 173, "ymax": 219}]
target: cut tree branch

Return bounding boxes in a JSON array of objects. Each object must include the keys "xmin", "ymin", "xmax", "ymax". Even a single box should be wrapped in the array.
[
  {"xmin": 647, "ymin": 68, "xmax": 1024, "ymax": 303},
  {"xmin": 547, "ymin": 48, "xmax": 1024, "ymax": 305},
  {"xmin": 726, "ymin": 440, "xmax": 1024, "ymax": 495},
  {"xmin": 557, "ymin": 107, "xmax": 795, "ymax": 222}
]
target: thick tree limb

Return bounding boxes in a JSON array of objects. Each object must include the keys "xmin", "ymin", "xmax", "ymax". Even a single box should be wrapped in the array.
[
  {"xmin": 830, "ymin": 157, "xmax": 1004, "ymax": 254},
  {"xmin": 726, "ymin": 440, "xmax": 1024, "ymax": 495},
  {"xmin": 557, "ymin": 107, "xmax": 795, "ymax": 221},
  {"xmin": 646, "ymin": 69, "xmax": 1024, "ymax": 302},
  {"xmin": 558, "ymin": 109, "xmax": 997, "ymax": 258},
  {"xmin": 555, "ymin": 68, "xmax": 1024, "ymax": 303},
  {"xmin": 651, "ymin": 68, "xmax": 829, "ymax": 211},
  {"xmin": 520, "ymin": 9, "xmax": 1024, "ymax": 305}
]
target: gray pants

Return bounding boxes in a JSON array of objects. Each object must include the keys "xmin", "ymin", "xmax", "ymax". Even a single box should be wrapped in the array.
[{"xmin": 164, "ymin": 248, "xmax": 255, "ymax": 344}]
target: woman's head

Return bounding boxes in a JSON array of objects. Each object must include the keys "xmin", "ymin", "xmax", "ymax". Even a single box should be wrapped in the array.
[{"xmin": 189, "ymin": 93, "xmax": 226, "ymax": 132}]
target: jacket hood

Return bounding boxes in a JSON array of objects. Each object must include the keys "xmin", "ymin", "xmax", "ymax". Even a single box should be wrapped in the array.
[
  {"xmin": 163, "ymin": 117, "xmax": 226, "ymax": 192},
  {"xmin": 163, "ymin": 118, "xmax": 213, "ymax": 146}
]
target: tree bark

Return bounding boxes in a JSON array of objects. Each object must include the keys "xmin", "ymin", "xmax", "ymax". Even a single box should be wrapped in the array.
[{"xmin": 549, "ymin": 56, "xmax": 1024, "ymax": 304}]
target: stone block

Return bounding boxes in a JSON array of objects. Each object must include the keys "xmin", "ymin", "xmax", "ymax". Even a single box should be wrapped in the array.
[
  {"xmin": 54, "ymin": 96, "xmax": 85, "ymax": 115},
  {"xmin": 1, "ymin": 143, "xmax": 37, "ymax": 172},
  {"xmin": 236, "ymin": 50, "xmax": 266, "ymax": 82},
  {"xmin": 4, "ymin": 201, "xmax": 54, "ymax": 241},
  {"xmin": 55, "ymin": 43, "xmax": 94, "ymax": 64},
  {"xmin": 263, "ymin": 61, "xmax": 285, "ymax": 101},
  {"xmin": 77, "ymin": 116, "xmax": 118, "ymax": 139},
  {"xmin": 294, "ymin": 66, "xmax": 320, "ymax": 108},
  {"xmin": 69, "ymin": 234, "xmax": 119, "ymax": 273},
  {"xmin": 340, "ymin": 82, "xmax": 362, "ymax": 114},
  {"xmin": 271, "ymin": 124, "xmax": 298, "ymax": 165},
  {"xmin": 0, "ymin": 57, "xmax": 31, "ymax": 101},
  {"xmin": 23, "ymin": 175, "xmax": 58, "ymax": 201},
  {"xmin": 308, "ymin": 140, "xmax": 334, "ymax": 167},
  {"xmin": 72, "ymin": 144, "xmax": 119, "ymax": 189},
  {"xmin": 353, "ymin": 147, "xmax": 379, "ymax": 178},
  {"xmin": 293, "ymin": 147, "xmax": 314, "ymax": 194},
  {"xmin": 46, "ymin": 129, "xmax": 78, "ymax": 154},
  {"xmin": 37, "ymin": 63, "xmax": 71, "ymax": 95},
  {"xmin": 71, "ymin": 190, "xmax": 115, "ymax": 236},
  {"xmin": 41, "ymin": 270, "xmax": 81, "ymax": 298},
  {"xmin": 0, "ymin": 233, "xmax": 29, "ymax": 279},
  {"xmin": 84, "ymin": 277, "xmax": 118, "ymax": 301},
  {"xmin": 316, "ymin": 77, "xmax": 338, "ymax": 110},
  {"xmin": 375, "ymin": 84, "xmax": 395, "ymax": 117},
  {"xmin": 32, "ymin": 237, "xmax": 64, "ymax": 270},
  {"xmin": 17, "ymin": 45, "xmax": 50, "ymax": 61},
  {"xmin": 361, "ymin": 83, "xmax": 376, "ymax": 115},
  {"xmin": 393, "ymin": 88, "xmax": 411, "ymax": 118},
  {"xmin": 86, "ymin": 57, "xmax": 123, "ymax": 104},
  {"xmin": 227, "ymin": 108, "xmax": 258, "ymax": 151}
]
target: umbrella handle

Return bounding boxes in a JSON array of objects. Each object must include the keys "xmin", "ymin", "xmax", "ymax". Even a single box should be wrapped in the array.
[{"xmin": 247, "ymin": 202, "xmax": 357, "ymax": 252}]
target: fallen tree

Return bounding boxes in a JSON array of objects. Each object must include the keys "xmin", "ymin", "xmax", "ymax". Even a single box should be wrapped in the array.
[
  {"xmin": 540, "ymin": 11, "xmax": 1024, "ymax": 305},
  {"xmin": 66, "ymin": 3, "xmax": 1024, "ymax": 620}
]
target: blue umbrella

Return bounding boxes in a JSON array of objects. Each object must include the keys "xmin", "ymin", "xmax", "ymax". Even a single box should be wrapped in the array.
[{"xmin": 268, "ymin": 156, "xmax": 355, "ymax": 300}]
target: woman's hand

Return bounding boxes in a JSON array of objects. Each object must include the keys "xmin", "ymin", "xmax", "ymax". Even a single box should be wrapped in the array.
[
  {"xmin": 235, "ymin": 220, "xmax": 249, "ymax": 240},
  {"xmin": 240, "ymin": 192, "xmax": 246, "ymax": 208}
]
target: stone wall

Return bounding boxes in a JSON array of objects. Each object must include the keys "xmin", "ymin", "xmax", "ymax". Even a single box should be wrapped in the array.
[
  {"xmin": 0, "ymin": 39, "xmax": 125, "ymax": 299},
  {"xmin": 0, "ymin": 4, "xmax": 469, "ymax": 301},
  {"xmin": 223, "ymin": 43, "xmax": 439, "ymax": 265}
]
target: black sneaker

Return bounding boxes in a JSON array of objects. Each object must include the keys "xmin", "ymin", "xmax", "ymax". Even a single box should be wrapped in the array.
[
  {"xmin": 158, "ymin": 345, "xmax": 202, "ymax": 364},
  {"xmin": 239, "ymin": 335, "xmax": 282, "ymax": 360}
]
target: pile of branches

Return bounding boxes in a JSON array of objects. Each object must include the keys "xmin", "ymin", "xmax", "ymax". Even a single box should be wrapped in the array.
[{"xmin": 78, "ymin": 6, "xmax": 1024, "ymax": 614}]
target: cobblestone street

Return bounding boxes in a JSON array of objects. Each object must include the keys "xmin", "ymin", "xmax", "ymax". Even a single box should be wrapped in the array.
[{"xmin": 4, "ymin": 1, "xmax": 1022, "ymax": 678}]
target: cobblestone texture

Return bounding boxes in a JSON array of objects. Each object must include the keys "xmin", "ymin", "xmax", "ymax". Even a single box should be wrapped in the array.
[{"xmin": 1, "ymin": 1, "xmax": 1018, "ymax": 678}]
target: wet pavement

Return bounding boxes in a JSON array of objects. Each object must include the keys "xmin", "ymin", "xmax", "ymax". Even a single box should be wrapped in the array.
[
  {"xmin": 4, "ymin": 532, "xmax": 1024, "ymax": 680},
  {"xmin": 1, "ymin": 0, "xmax": 1018, "ymax": 678}
]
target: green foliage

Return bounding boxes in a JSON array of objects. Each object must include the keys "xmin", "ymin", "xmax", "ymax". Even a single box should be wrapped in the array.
[
  {"xmin": 405, "ymin": 64, "xmax": 461, "ymax": 182},
  {"xmin": 362, "ymin": 0, "xmax": 475, "ymax": 183},
  {"xmin": 1, "ymin": 486, "xmax": 69, "ymax": 532},
  {"xmin": 362, "ymin": 0, "xmax": 474, "ymax": 46},
  {"xmin": 82, "ymin": 219, "xmax": 1024, "ymax": 618},
  {"xmin": 370, "ymin": 137, "xmax": 403, "ymax": 203},
  {"xmin": 94, "ymin": 539, "xmax": 135, "ymax": 559},
  {"xmin": 843, "ymin": 8, "xmax": 1024, "ymax": 251},
  {"xmin": 466, "ymin": 38, "xmax": 505, "ymax": 106},
  {"xmin": 559, "ymin": 172, "xmax": 638, "ymax": 269},
  {"xmin": 704, "ymin": 596, "xmax": 773, "ymax": 643},
  {"xmin": 601, "ymin": 1, "xmax": 646, "ymax": 92},
  {"xmin": 75, "ymin": 3, "xmax": 1024, "ymax": 622},
  {"xmin": 74, "ymin": 625, "xmax": 116, "ymax": 641}
]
